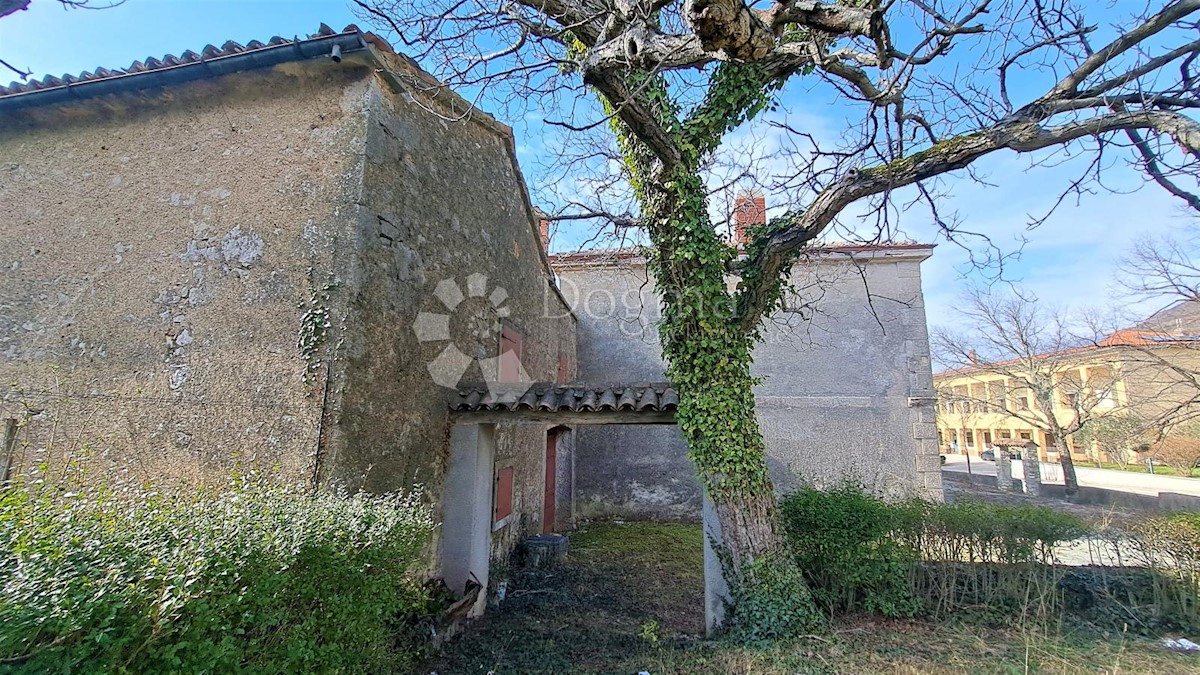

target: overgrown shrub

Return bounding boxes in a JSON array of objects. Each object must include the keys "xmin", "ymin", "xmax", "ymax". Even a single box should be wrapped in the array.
[
  {"xmin": 780, "ymin": 487, "xmax": 1088, "ymax": 621},
  {"xmin": 1131, "ymin": 512, "xmax": 1200, "ymax": 625},
  {"xmin": 908, "ymin": 501, "xmax": 1087, "ymax": 619},
  {"xmin": 779, "ymin": 485, "xmax": 922, "ymax": 618},
  {"xmin": 0, "ymin": 478, "xmax": 434, "ymax": 673},
  {"xmin": 911, "ymin": 500, "xmax": 1088, "ymax": 564}
]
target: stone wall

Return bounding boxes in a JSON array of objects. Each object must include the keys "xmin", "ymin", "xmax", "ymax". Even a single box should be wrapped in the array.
[
  {"xmin": 0, "ymin": 52, "xmax": 579, "ymax": 563},
  {"xmin": 0, "ymin": 62, "xmax": 371, "ymax": 487},
  {"xmin": 555, "ymin": 247, "xmax": 942, "ymax": 521},
  {"xmin": 330, "ymin": 60, "xmax": 577, "ymax": 557}
]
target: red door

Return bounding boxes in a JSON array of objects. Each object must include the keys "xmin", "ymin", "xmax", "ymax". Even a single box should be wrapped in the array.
[{"xmin": 543, "ymin": 429, "xmax": 557, "ymax": 534}]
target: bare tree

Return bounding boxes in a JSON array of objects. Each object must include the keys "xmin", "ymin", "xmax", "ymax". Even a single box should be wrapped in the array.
[
  {"xmin": 1076, "ymin": 413, "xmax": 1154, "ymax": 470},
  {"xmin": 932, "ymin": 287, "xmax": 1128, "ymax": 495},
  {"xmin": 355, "ymin": 0, "xmax": 1200, "ymax": 621},
  {"xmin": 1, "ymin": 0, "xmax": 126, "ymax": 80},
  {"xmin": 1149, "ymin": 431, "xmax": 1200, "ymax": 474},
  {"xmin": 1121, "ymin": 232, "xmax": 1200, "ymax": 302},
  {"xmin": 1114, "ymin": 229, "xmax": 1200, "ymax": 431}
]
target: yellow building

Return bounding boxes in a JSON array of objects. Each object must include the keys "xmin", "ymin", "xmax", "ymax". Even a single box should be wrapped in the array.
[
  {"xmin": 934, "ymin": 301, "xmax": 1200, "ymax": 462},
  {"xmin": 934, "ymin": 361, "xmax": 1124, "ymax": 461}
]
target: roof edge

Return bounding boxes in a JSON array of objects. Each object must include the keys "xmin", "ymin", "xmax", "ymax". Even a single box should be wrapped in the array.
[
  {"xmin": 550, "ymin": 242, "xmax": 935, "ymax": 270},
  {"xmin": 0, "ymin": 28, "xmax": 368, "ymax": 111}
]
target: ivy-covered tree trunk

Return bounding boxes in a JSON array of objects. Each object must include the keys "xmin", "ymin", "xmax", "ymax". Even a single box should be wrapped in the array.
[
  {"xmin": 593, "ymin": 64, "xmax": 823, "ymax": 633},
  {"xmin": 642, "ymin": 171, "xmax": 779, "ymax": 558},
  {"xmin": 669, "ymin": 334, "xmax": 781, "ymax": 571},
  {"xmin": 642, "ymin": 171, "xmax": 820, "ymax": 635}
]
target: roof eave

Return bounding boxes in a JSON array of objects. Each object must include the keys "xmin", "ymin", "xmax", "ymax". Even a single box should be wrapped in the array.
[{"xmin": 0, "ymin": 30, "xmax": 368, "ymax": 112}]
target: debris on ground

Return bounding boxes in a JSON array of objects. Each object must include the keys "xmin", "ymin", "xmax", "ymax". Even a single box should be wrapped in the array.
[{"xmin": 1163, "ymin": 637, "xmax": 1200, "ymax": 652}]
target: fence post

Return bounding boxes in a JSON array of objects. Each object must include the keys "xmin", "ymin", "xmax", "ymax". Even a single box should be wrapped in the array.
[
  {"xmin": 996, "ymin": 449, "xmax": 1013, "ymax": 492},
  {"xmin": 1023, "ymin": 441, "xmax": 1042, "ymax": 498}
]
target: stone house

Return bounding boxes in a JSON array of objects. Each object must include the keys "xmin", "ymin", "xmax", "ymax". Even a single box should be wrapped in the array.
[
  {"xmin": 0, "ymin": 27, "xmax": 578, "ymax": 588},
  {"xmin": 551, "ymin": 235, "xmax": 943, "ymax": 520},
  {"xmin": 0, "ymin": 25, "xmax": 940, "ymax": 614}
]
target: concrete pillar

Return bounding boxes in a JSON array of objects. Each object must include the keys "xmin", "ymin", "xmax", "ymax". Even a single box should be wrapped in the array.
[
  {"xmin": 702, "ymin": 495, "xmax": 731, "ymax": 637},
  {"xmin": 996, "ymin": 449, "xmax": 1013, "ymax": 492},
  {"xmin": 440, "ymin": 423, "xmax": 496, "ymax": 618},
  {"xmin": 1023, "ymin": 441, "xmax": 1042, "ymax": 498}
]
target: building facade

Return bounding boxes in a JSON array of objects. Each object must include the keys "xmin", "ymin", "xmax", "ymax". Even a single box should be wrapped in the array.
[
  {"xmin": 934, "ymin": 363, "xmax": 1122, "ymax": 459},
  {"xmin": 0, "ymin": 25, "xmax": 945, "ymax": 604},
  {"xmin": 933, "ymin": 320, "xmax": 1200, "ymax": 461},
  {"xmin": 552, "ymin": 242, "xmax": 944, "ymax": 520}
]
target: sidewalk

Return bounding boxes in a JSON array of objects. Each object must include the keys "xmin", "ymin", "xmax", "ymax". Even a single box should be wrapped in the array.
[{"xmin": 941, "ymin": 454, "xmax": 1200, "ymax": 498}]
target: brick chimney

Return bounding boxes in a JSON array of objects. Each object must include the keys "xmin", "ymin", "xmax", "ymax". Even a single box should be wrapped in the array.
[
  {"xmin": 533, "ymin": 207, "xmax": 551, "ymax": 252},
  {"xmin": 732, "ymin": 189, "xmax": 766, "ymax": 247}
]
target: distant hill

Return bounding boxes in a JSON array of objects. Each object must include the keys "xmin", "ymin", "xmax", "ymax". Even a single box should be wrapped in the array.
[{"xmin": 1137, "ymin": 299, "xmax": 1200, "ymax": 336}]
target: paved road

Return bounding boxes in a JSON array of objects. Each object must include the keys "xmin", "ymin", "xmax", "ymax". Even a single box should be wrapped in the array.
[{"xmin": 941, "ymin": 454, "xmax": 1200, "ymax": 498}]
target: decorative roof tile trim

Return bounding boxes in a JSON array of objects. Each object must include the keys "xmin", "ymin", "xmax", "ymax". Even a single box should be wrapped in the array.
[
  {"xmin": 1, "ymin": 23, "xmax": 371, "ymax": 99},
  {"xmin": 450, "ymin": 383, "xmax": 679, "ymax": 414}
]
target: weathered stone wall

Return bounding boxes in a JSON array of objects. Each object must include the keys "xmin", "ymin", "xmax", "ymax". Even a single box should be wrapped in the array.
[
  {"xmin": 556, "ymin": 264, "xmax": 699, "ymax": 520},
  {"xmin": 555, "ymin": 249, "xmax": 942, "ymax": 521},
  {"xmin": 0, "ymin": 53, "xmax": 579, "ymax": 568},
  {"xmin": 758, "ymin": 253, "xmax": 942, "ymax": 500},
  {"xmin": 320, "ymin": 60, "xmax": 578, "ymax": 557},
  {"xmin": 0, "ymin": 62, "xmax": 372, "ymax": 487}
]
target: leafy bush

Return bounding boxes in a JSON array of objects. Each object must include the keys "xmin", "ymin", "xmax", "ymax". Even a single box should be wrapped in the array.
[
  {"xmin": 906, "ymin": 501, "xmax": 1088, "ymax": 620},
  {"xmin": 780, "ymin": 485, "xmax": 922, "ymax": 618},
  {"xmin": 780, "ymin": 487, "xmax": 1087, "ymax": 621},
  {"xmin": 1131, "ymin": 512, "xmax": 1200, "ymax": 625},
  {"xmin": 912, "ymin": 500, "xmax": 1088, "ymax": 565},
  {"xmin": 779, "ymin": 486, "xmax": 1200, "ymax": 631},
  {"xmin": 0, "ymin": 478, "xmax": 434, "ymax": 673}
]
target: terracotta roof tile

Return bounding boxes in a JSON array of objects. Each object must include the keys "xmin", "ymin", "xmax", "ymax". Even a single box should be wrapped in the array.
[
  {"xmin": 451, "ymin": 383, "xmax": 679, "ymax": 414},
  {"xmin": 1, "ymin": 24, "xmax": 367, "ymax": 98}
]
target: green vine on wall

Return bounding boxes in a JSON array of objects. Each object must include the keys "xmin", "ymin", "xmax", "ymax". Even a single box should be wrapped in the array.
[
  {"xmin": 735, "ymin": 211, "xmax": 806, "ymax": 341},
  {"xmin": 297, "ymin": 269, "xmax": 336, "ymax": 388}
]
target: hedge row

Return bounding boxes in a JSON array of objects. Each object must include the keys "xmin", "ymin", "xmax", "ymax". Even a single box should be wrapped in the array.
[{"xmin": 780, "ymin": 485, "xmax": 1200, "ymax": 628}]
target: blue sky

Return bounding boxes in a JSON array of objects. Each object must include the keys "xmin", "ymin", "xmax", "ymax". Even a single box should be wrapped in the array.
[{"xmin": 2, "ymin": 0, "xmax": 1196, "ymax": 330}]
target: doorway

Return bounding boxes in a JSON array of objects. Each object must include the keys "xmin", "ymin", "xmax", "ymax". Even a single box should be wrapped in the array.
[
  {"xmin": 440, "ymin": 423, "xmax": 497, "ymax": 618},
  {"xmin": 543, "ymin": 426, "xmax": 570, "ymax": 534}
]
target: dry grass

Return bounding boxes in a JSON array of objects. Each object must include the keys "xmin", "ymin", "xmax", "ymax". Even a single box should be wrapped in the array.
[{"xmin": 420, "ymin": 522, "xmax": 1200, "ymax": 674}]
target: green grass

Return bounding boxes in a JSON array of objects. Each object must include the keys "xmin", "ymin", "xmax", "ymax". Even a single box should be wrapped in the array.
[
  {"xmin": 1089, "ymin": 462, "xmax": 1199, "ymax": 477},
  {"xmin": 421, "ymin": 522, "xmax": 1200, "ymax": 674},
  {"xmin": 637, "ymin": 621, "xmax": 1200, "ymax": 674}
]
